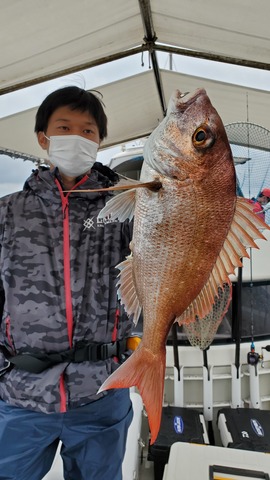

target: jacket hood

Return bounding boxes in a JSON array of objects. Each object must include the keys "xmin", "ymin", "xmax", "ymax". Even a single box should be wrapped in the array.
[{"xmin": 24, "ymin": 163, "xmax": 117, "ymax": 203}]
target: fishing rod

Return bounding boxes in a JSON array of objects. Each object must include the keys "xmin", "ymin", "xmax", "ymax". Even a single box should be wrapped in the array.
[
  {"xmin": 231, "ymin": 263, "xmax": 243, "ymax": 408},
  {"xmin": 63, "ymin": 180, "xmax": 162, "ymax": 194}
]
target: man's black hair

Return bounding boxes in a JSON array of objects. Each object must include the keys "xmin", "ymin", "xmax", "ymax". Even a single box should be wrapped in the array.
[{"xmin": 34, "ymin": 86, "xmax": 108, "ymax": 140}]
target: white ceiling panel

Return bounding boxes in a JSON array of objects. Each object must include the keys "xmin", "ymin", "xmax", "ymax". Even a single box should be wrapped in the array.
[
  {"xmin": 152, "ymin": 0, "xmax": 270, "ymax": 63},
  {"xmin": 161, "ymin": 70, "xmax": 270, "ymax": 129},
  {"xmin": 0, "ymin": 70, "xmax": 269, "ymax": 161},
  {"xmin": 0, "ymin": 0, "xmax": 143, "ymax": 91},
  {"xmin": 1, "ymin": 0, "xmax": 270, "ymax": 94},
  {"xmin": 0, "ymin": 0, "xmax": 270, "ymax": 161},
  {"xmin": 0, "ymin": 71, "xmax": 164, "ymax": 160}
]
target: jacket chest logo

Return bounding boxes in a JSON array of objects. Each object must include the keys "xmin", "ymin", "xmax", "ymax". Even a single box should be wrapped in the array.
[
  {"xmin": 83, "ymin": 217, "xmax": 95, "ymax": 230},
  {"xmin": 83, "ymin": 214, "xmax": 119, "ymax": 230}
]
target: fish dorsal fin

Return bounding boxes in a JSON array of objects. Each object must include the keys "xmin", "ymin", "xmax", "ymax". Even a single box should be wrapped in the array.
[
  {"xmin": 116, "ymin": 254, "xmax": 142, "ymax": 325},
  {"xmin": 180, "ymin": 283, "xmax": 232, "ymax": 350},
  {"xmin": 175, "ymin": 197, "xmax": 269, "ymax": 348},
  {"xmin": 97, "ymin": 188, "xmax": 137, "ymax": 222}
]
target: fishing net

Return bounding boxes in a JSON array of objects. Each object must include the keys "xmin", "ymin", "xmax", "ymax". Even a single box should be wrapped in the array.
[
  {"xmin": 225, "ymin": 122, "xmax": 270, "ymax": 225},
  {"xmin": 224, "ymin": 122, "xmax": 270, "ymax": 344}
]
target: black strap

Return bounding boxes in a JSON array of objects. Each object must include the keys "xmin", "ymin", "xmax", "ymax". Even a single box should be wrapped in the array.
[{"xmin": 0, "ymin": 339, "xmax": 127, "ymax": 374}]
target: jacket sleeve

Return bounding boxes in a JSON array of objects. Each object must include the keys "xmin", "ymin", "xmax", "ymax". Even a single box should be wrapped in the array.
[
  {"xmin": 0, "ymin": 200, "xmax": 5, "ymax": 325},
  {"xmin": 0, "ymin": 280, "xmax": 4, "ymax": 325},
  {"xmin": 121, "ymin": 218, "xmax": 133, "ymax": 257}
]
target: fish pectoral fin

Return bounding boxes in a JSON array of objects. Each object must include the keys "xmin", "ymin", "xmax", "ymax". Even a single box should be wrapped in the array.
[
  {"xmin": 116, "ymin": 254, "xmax": 142, "ymax": 325},
  {"xmin": 97, "ymin": 188, "xmax": 137, "ymax": 222},
  {"xmin": 176, "ymin": 282, "xmax": 232, "ymax": 350}
]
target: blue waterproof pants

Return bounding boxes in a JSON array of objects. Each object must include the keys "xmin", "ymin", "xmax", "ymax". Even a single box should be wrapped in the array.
[{"xmin": 0, "ymin": 389, "xmax": 133, "ymax": 480}]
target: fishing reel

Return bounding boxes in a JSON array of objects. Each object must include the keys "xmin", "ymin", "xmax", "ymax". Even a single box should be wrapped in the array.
[
  {"xmin": 247, "ymin": 350, "xmax": 261, "ymax": 366},
  {"xmin": 247, "ymin": 342, "xmax": 263, "ymax": 366},
  {"xmin": 260, "ymin": 345, "xmax": 270, "ymax": 368}
]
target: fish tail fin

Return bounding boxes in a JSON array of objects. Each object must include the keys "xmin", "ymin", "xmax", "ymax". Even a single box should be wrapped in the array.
[{"xmin": 98, "ymin": 343, "xmax": 166, "ymax": 445}]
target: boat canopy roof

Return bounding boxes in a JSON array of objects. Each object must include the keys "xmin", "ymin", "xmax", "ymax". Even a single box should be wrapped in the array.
[{"xmin": 0, "ymin": 0, "xmax": 270, "ymax": 160}]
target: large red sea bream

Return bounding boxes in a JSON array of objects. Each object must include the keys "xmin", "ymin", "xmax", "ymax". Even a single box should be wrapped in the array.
[{"xmin": 98, "ymin": 89, "xmax": 269, "ymax": 444}]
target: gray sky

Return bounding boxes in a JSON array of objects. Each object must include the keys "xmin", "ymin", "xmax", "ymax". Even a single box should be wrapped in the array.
[
  {"xmin": 0, "ymin": 156, "xmax": 35, "ymax": 196},
  {"xmin": 0, "ymin": 148, "xmax": 123, "ymax": 197},
  {"xmin": 1, "ymin": 52, "xmax": 270, "ymax": 197}
]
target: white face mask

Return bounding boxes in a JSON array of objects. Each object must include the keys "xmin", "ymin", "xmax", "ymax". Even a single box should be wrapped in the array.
[{"xmin": 45, "ymin": 135, "xmax": 99, "ymax": 177}]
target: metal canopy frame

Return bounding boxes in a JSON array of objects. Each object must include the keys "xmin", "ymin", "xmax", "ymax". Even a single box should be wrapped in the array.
[
  {"xmin": 1, "ymin": 0, "xmax": 270, "ymax": 161},
  {"xmin": 1, "ymin": 0, "xmax": 270, "ymax": 116}
]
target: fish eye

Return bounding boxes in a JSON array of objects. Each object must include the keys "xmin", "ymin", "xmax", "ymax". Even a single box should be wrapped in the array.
[
  {"xmin": 192, "ymin": 124, "xmax": 215, "ymax": 150},
  {"xmin": 195, "ymin": 130, "xmax": 206, "ymax": 142}
]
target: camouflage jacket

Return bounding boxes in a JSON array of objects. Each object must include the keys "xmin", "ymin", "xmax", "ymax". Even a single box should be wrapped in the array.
[{"xmin": 0, "ymin": 166, "xmax": 133, "ymax": 413}]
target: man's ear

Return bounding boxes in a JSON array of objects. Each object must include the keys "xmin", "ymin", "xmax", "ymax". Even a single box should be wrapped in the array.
[{"xmin": 37, "ymin": 132, "xmax": 49, "ymax": 151}]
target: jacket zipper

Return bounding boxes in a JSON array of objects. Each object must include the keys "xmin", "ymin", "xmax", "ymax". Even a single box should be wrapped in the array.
[
  {"xmin": 5, "ymin": 316, "xmax": 15, "ymax": 351},
  {"xmin": 112, "ymin": 307, "xmax": 120, "ymax": 362},
  {"xmin": 55, "ymin": 175, "xmax": 88, "ymax": 412}
]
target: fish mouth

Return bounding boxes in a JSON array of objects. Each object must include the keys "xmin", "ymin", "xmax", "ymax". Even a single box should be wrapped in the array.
[{"xmin": 178, "ymin": 88, "xmax": 206, "ymax": 106}]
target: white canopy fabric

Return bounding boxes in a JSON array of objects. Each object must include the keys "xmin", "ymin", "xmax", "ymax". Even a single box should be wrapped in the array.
[
  {"xmin": 0, "ymin": 70, "xmax": 269, "ymax": 160},
  {"xmin": 0, "ymin": 0, "xmax": 270, "ymax": 159},
  {"xmin": 1, "ymin": 0, "xmax": 270, "ymax": 94}
]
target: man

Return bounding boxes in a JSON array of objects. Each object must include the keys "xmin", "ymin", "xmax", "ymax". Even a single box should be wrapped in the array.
[
  {"xmin": 0, "ymin": 86, "xmax": 133, "ymax": 480},
  {"xmin": 250, "ymin": 187, "xmax": 270, "ymax": 220}
]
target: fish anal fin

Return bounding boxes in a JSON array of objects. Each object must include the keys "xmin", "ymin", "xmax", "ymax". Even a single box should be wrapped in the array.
[
  {"xmin": 98, "ymin": 344, "xmax": 166, "ymax": 445},
  {"xmin": 97, "ymin": 188, "xmax": 137, "ymax": 222},
  {"xmin": 116, "ymin": 255, "xmax": 142, "ymax": 325}
]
